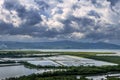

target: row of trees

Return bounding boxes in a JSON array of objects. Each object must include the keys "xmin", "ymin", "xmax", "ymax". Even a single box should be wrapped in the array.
[
  {"xmin": 21, "ymin": 61, "xmax": 69, "ymax": 69},
  {"xmin": 0, "ymin": 51, "xmax": 56, "ymax": 58},
  {"xmin": 6, "ymin": 75, "xmax": 88, "ymax": 80}
]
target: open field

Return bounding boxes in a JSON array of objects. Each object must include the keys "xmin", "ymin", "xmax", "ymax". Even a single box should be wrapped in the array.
[{"xmin": 85, "ymin": 56, "xmax": 120, "ymax": 65}]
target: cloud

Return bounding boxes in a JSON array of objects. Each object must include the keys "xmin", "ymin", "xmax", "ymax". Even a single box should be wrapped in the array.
[
  {"xmin": 0, "ymin": 0, "xmax": 120, "ymax": 44},
  {"xmin": 107, "ymin": 0, "xmax": 119, "ymax": 6}
]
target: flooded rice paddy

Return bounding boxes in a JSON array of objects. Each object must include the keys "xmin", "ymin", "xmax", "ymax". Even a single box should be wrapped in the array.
[{"xmin": 27, "ymin": 55, "xmax": 117, "ymax": 67}]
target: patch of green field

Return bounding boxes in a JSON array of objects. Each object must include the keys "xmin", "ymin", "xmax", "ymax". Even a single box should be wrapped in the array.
[
  {"xmin": 61, "ymin": 52, "xmax": 113, "ymax": 56},
  {"xmin": 0, "ymin": 50, "xmax": 114, "ymax": 54},
  {"xmin": 86, "ymin": 56, "xmax": 120, "ymax": 64}
]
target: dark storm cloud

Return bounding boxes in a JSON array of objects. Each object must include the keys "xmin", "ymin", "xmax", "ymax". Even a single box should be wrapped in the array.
[
  {"xmin": 34, "ymin": 0, "xmax": 49, "ymax": 11},
  {"xmin": 3, "ymin": 0, "xmax": 21, "ymax": 10},
  {"xmin": 88, "ymin": 10, "xmax": 101, "ymax": 18},
  {"xmin": 21, "ymin": 10, "xmax": 42, "ymax": 25},
  {"xmin": 61, "ymin": 16, "xmax": 95, "ymax": 34},
  {"xmin": 4, "ymin": 0, "xmax": 42, "ymax": 26},
  {"xmin": 86, "ymin": 23, "xmax": 120, "ymax": 40},
  {"xmin": 107, "ymin": 0, "xmax": 119, "ymax": 6},
  {"xmin": 0, "ymin": 21, "xmax": 14, "ymax": 34}
]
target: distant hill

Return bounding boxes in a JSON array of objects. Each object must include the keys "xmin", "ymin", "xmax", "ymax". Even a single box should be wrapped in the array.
[{"xmin": 0, "ymin": 41, "xmax": 120, "ymax": 49}]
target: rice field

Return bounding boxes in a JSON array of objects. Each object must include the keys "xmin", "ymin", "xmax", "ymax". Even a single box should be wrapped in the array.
[{"xmin": 27, "ymin": 55, "xmax": 118, "ymax": 67}]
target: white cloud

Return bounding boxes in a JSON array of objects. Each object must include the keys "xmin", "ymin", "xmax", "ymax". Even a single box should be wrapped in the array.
[
  {"xmin": 70, "ymin": 32, "xmax": 85, "ymax": 39},
  {"xmin": 0, "ymin": 0, "xmax": 120, "ymax": 44}
]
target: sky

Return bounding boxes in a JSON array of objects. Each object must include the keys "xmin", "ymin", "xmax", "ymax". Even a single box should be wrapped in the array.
[{"xmin": 0, "ymin": 0, "xmax": 120, "ymax": 44}]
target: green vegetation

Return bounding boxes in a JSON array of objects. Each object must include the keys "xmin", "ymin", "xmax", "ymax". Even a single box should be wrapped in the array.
[
  {"xmin": 6, "ymin": 75, "xmax": 120, "ymax": 80},
  {"xmin": 0, "ymin": 61, "xmax": 16, "ymax": 64},
  {"xmin": 61, "ymin": 52, "xmax": 113, "ymax": 57},
  {"xmin": 107, "ymin": 77, "xmax": 120, "ymax": 80},
  {"xmin": 6, "ymin": 75, "xmax": 88, "ymax": 80},
  {"xmin": 0, "ymin": 51, "xmax": 58, "ymax": 58},
  {"xmin": 85, "ymin": 56, "xmax": 120, "ymax": 64},
  {"xmin": 0, "ymin": 50, "xmax": 113, "ymax": 55},
  {"xmin": 21, "ymin": 61, "xmax": 68, "ymax": 69},
  {"xmin": 0, "ymin": 50, "xmax": 60, "ymax": 54}
]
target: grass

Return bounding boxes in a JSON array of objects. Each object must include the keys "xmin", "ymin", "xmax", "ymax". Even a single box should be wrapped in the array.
[
  {"xmin": 86, "ymin": 56, "xmax": 120, "ymax": 64},
  {"xmin": 61, "ymin": 52, "xmax": 114, "ymax": 56}
]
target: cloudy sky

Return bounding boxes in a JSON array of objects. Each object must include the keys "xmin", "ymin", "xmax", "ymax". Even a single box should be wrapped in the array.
[{"xmin": 0, "ymin": 0, "xmax": 120, "ymax": 44}]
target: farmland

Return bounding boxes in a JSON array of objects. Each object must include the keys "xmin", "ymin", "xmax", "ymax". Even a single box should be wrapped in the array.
[{"xmin": 0, "ymin": 50, "xmax": 120, "ymax": 80}]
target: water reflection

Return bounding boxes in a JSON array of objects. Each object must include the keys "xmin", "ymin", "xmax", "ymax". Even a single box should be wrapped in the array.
[{"xmin": 0, "ymin": 65, "xmax": 51, "ymax": 80}]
